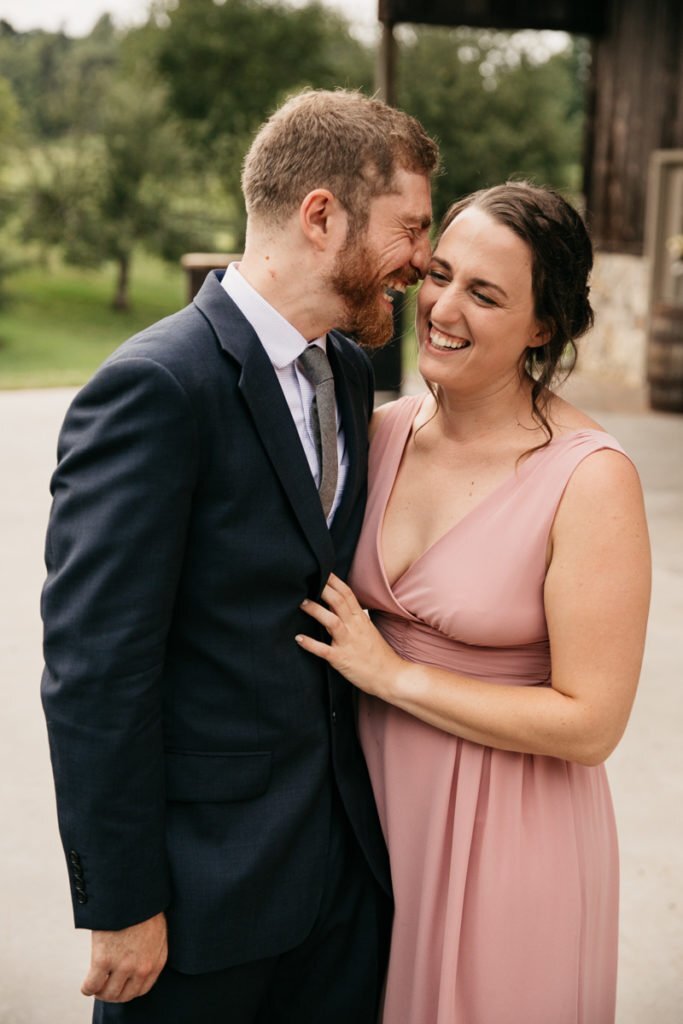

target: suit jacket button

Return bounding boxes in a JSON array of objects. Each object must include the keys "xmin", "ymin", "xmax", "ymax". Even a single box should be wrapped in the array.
[{"xmin": 76, "ymin": 894, "xmax": 88, "ymax": 904}]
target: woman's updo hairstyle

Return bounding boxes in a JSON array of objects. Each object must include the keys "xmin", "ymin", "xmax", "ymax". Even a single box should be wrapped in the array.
[{"xmin": 438, "ymin": 181, "xmax": 594, "ymax": 439}]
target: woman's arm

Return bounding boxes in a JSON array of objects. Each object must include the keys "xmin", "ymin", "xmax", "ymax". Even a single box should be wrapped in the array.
[{"xmin": 297, "ymin": 449, "xmax": 651, "ymax": 765}]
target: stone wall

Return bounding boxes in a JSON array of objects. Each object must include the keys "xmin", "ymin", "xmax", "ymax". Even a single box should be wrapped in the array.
[{"xmin": 578, "ymin": 251, "xmax": 649, "ymax": 387}]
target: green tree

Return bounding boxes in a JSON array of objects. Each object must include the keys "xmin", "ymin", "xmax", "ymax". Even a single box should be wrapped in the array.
[
  {"xmin": 22, "ymin": 75, "xmax": 213, "ymax": 310},
  {"xmin": 0, "ymin": 74, "xmax": 18, "ymax": 153},
  {"xmin": 397, "ymin": 28, "xmax": 586, "ymax": 222},
  {"xmin": 0, "ymin": 16, "xmax": 118, "ymax": 140},
  {"xmin": 0, "ymin": 72, "xmax": 20, "ymax": 303}
]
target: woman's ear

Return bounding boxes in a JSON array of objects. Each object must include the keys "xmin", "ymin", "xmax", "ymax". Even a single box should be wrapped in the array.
[
  {"xmin": 299, "ymin": 189, "xmax": 348, "ymax": 251},
  {"xmin": 529, "ymin": 320, "xmax": 552, "ymax": 350}
]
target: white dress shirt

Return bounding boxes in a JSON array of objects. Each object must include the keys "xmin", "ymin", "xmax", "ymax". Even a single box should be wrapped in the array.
[{"xmin": 221, "ymin": 263, "xmax": 348, "ymax": 523}]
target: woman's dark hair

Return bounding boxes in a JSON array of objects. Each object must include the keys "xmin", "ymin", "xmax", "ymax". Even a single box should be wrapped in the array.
[{"xmin": 434, "ymin": 181, "xmax": 594, "ymax": 444}]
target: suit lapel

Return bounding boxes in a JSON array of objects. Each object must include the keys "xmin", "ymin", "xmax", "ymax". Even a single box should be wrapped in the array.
[
  {"xmin": 194, "ymin": 272, "xmax": 334, "ymax": 584},
  {"xmin": 238, "ymin": 344, "xmax": 336, "ymax": 578}
]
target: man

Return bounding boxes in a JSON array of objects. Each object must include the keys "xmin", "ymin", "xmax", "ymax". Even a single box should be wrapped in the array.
[{"xmin": 41, "ymin": 88, "xmax": 436, "ymax": 1023}]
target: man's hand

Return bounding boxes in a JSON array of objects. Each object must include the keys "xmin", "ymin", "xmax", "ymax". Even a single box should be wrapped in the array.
[{"xmin": 81, "ymin": 912, "xmax": 168, "ymax": 1003}]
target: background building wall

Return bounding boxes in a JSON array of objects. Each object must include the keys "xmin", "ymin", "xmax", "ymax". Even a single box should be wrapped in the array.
[{"xmin": 580, "ymin": 252, "xmax": 649, "ymax": 387}]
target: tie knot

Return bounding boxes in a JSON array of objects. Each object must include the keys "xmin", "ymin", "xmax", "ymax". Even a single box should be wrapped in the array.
[{"xmin": 297, "ymin": 344, "xmax": 334, "ymax": 386}]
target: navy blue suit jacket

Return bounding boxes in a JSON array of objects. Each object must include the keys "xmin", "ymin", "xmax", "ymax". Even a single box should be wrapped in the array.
[{"xmin": 41, "ymin": 271, "xmax": 390, "ymax": 974}]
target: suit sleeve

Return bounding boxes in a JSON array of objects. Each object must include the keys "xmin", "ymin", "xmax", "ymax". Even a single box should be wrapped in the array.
[{"xmin": 41, "ymin": 355, "xmax": 199, "ymax": 930}]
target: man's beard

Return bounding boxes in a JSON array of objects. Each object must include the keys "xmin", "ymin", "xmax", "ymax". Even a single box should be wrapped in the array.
[{"xmin": 328, "ymin": 233, "xmax": 395, "ymax": 350}]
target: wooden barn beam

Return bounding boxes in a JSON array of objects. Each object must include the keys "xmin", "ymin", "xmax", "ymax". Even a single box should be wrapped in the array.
[{"xmin": 584, "ymin": 0, "xmax": 683, "ymax": 253}]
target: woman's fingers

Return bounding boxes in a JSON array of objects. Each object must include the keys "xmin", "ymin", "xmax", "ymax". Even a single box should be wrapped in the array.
[
  {"xmin": 297, "ymin": 577, "xmax": 366, "ymax": 664},
  {"xmin": 300, "ymin": 598, "xmax": 339, "ymax": 634},
  {"xmin": 321, "ymin": 575, "xmax": 361, "ymax": 617},
  {"xmin": 295, "ymin": 632, "xmax": 334, "ymax": 660},
  {"xmin": 296, "ymin": 576, "xmax": 402, "ymax": 697}
]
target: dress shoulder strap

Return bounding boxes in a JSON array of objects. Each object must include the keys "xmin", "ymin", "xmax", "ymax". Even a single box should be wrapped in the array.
[
  {"xmin": 518, "ymin": 428, "xmax": 635, "ymax": 536},
  {"xmin": 369, "ymin": 394, "xmax": 424, "ymax": 464},
  {"xmin": 533, "ymin": 429, "xmax": 630, "ymax": 479}
]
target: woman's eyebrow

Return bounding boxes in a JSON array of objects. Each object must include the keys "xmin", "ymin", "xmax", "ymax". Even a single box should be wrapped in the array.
[{"xmin": 470, "ymin": 276, "xmax": 508, "ymax": 299}]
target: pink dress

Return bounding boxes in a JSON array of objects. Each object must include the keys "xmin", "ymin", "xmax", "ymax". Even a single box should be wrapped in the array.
[{"xmin": 350, "ymin": 395, "xmax": 627, "ymax": 1024}]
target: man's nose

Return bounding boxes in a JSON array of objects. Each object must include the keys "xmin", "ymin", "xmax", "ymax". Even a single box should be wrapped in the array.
[{"xmin": 411, "ymin": 233, "xmax": 432, "ymax": 277}]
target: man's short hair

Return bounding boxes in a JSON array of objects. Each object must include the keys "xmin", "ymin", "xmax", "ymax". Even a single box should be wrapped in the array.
[{"xmin": 242, "ymin": 88, "xmax": 439, "ymax": 232}]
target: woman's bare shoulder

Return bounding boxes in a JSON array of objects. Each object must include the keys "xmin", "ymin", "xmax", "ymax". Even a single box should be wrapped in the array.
[{"xmin": 546, "ymin": 391, "xmax": 605, "ymax": 434}]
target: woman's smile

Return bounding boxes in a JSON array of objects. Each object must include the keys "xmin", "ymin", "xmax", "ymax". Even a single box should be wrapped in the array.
[{"xmin": 427, "ymin": 325, "xmax": 471, "ymax": 351}]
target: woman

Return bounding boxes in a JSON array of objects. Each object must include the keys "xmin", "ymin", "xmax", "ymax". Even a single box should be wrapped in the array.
[{"xmin": 296, "ymin": 182, "xmax": 651, "ymax": 1023}]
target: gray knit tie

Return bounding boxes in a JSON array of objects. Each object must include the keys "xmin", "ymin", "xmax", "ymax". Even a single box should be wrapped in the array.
[{"xmin": 297, "ymin": 344, "xmax": 338, "ymax": 519}]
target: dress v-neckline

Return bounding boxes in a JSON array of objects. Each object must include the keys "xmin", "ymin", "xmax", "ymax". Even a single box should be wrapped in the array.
[{"xmin": 377, "ymin": 397, "xmax": 603, "ymax": 599}]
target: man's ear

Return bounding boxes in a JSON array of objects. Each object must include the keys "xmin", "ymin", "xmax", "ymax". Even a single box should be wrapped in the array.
[{"xmin": 299, "ymin": 189, "xmax": 348, "ymax": 250}]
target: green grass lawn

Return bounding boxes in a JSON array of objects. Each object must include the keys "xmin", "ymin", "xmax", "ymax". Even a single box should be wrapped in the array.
[{"xmin": 0, "ymin": 254, "xmax": 187, "ymax": 388}]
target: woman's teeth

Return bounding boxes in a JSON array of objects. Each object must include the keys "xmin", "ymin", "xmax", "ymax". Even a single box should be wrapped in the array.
[{"xmin": 430, "ymin": 328, "xmax": 470, "ymax": 350}]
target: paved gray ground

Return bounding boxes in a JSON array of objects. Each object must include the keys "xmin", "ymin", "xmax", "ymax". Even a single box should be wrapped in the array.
[{"xmin": 0, "ymin": 381, "xmax": 681, "ymax": 1023}]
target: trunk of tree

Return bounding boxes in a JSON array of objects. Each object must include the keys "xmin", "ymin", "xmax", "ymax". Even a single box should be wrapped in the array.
[{"xmin": 112, "ymin": 252, "xmax": 131, "ymax": 312}]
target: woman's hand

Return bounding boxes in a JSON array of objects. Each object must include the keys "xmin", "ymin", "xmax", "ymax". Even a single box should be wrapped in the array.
[{"xmin": 296, "ymin": 574, "xmax": 405, "ymax": 698}]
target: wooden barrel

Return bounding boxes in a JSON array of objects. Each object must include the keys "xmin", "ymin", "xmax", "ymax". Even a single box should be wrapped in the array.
[{"xmin": 647, "ymin": 304, "xmax": 683, "ymax": 412}]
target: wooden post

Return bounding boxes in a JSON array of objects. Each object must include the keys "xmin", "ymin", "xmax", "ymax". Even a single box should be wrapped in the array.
[
  {"xmin": 376, "ymin": 20, "xmax": 397, "ymax": 106},
  {"xmin": 584, "ymin": 0, "xmax": 683, "ymax": 254},
  {"xmin": 373, "ymin": 17, "xmax": 403, "ymax": 394}
]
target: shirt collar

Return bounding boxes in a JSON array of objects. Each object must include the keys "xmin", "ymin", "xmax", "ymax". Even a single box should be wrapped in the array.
[{"xmin": 222, "ymin": 262, "xmax": 327, "ymax": 368}]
